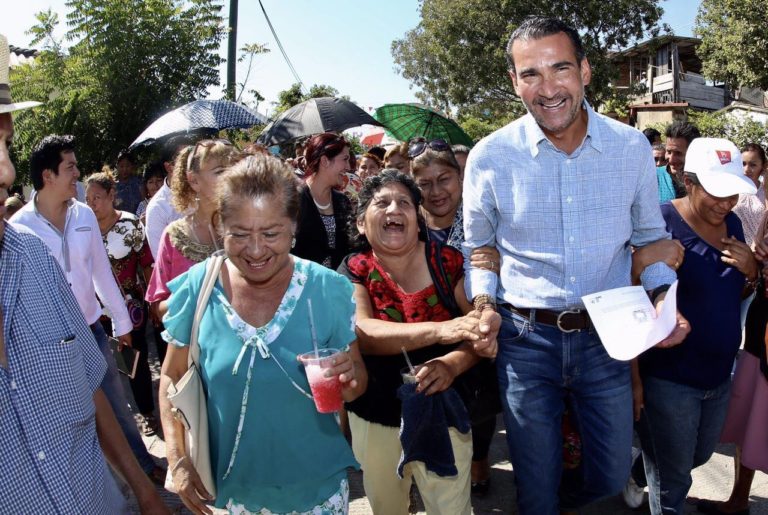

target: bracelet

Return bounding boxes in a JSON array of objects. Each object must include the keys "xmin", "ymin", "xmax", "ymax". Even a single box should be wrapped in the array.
[
  {"xmin": 170, "ymin": 455, "xmax": 187, "ymax": 476},
  {"xmin": 745, "ymin": 275, "xmax": 759, "ymax": 291},
  {"xmin": 473, "ymin": 294, "xmax": 496, "ymax": 312}
]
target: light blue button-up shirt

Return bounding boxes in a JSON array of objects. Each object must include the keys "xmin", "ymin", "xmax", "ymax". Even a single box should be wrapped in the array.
[{"xmin": 462, "ymin": 103, "xmax": 676, "ymax": 309}]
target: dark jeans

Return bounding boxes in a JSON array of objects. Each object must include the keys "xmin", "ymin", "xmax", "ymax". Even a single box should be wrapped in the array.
[
  {"xmin": 90, "ymin": 322, "xmax": 156, "ymax": 473},
  {"xmin": 634, "ymin": 375, "xmax": 731, "ymax": 515},
  {"xmin": 496, "ymin": 307, "xmax": 633, "ymax": 515},
  {"xmin": 472, "ymin": 416, "xmax": 496, "ymax": 462},
  {"xmin": 153, "ymin": 322, "xmax": 167, "ymax": 365},
  {"xmin": 101, "ymin": 315, "xmax": 154, "ymax": 415}
]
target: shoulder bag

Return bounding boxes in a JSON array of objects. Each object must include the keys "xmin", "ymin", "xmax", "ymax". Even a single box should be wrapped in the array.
[{"xmin": 166, "ymin": 252, "xmax": 225, "ymax": 497}]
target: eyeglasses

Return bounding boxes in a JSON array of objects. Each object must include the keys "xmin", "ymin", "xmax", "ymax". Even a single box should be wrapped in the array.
[{"xmin": 407, "ymin": 138, "xmax": 451, "ymax": 159}]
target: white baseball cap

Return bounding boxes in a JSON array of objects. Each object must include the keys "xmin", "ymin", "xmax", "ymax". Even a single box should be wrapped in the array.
[{"xmin": 684, "ymin": 138, "xmax": 757, "ymax": 197}]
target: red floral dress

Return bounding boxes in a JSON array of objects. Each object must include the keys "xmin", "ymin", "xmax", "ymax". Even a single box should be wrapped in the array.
[{"xmin": 339, "ymin": 241, "xmax": 464, "ymax": 427}]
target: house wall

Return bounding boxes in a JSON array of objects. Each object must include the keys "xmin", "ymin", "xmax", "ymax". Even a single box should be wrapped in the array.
[
  {"xmin": 636, "ymin": 109, "xmax": 686, "ymax": 130},
  {"xmin": 680, "ymin": 80, "xmax": 727, "ymax": 110},
  {"xmin": 726, "ymin": 108, "xmax": 768, "ymax": 125}
]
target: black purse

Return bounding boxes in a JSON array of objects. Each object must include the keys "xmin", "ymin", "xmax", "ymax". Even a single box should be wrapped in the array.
[{"xmin": 425, "ymin": 242, "xmax": 502, "ymax": 425}]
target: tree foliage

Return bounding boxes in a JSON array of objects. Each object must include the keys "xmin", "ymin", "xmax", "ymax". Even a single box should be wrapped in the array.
[
  {"xmin": 687, "ymin": 110, "xmax": 768, "ymax": 148},
  {"xmin": 272, "ymin": 83, "xmax": 344, "ymax": 114},
  {"xmin": 236, "ymin": 42, "xmax": 270, "ymax": 106},
  {"xmin": 9, "ymin": 0, "xmax": 225, "ymax": 183},
  {"xmin": 694, "ymin": 0, "xmax": 768, "ymax": 90},
  {"xmin": 392, "ymin": 0, "xmax": 665, "ymax": 118}
]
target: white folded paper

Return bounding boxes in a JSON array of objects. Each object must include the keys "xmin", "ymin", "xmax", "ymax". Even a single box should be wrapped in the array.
[{"xmin": 581, "ymin": 281, "xmax": 678, "ymax": 361}]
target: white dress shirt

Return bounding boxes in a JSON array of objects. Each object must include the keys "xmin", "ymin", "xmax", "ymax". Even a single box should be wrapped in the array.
[
  {"xmin": 145, "ymin": 179, "xmax": 182, "ymax": 259},
  {"xmin": 10, "ymin": 198, "xmax": 133, "ymax": 336}
]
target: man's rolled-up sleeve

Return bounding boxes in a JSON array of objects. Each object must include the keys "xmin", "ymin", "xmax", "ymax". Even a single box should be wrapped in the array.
[
  {"xmin": 462, "ymin": 154, "xmax": 500, "ymax": 301},
  {"xmin": 629, "ymin": 144, "xmax": 677, "ymax": 290}
]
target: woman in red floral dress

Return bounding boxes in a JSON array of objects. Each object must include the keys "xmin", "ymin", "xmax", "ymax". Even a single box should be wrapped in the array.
[{"xmin": 339, "ymin": 170, "xmax": 500, "ymax": 514}]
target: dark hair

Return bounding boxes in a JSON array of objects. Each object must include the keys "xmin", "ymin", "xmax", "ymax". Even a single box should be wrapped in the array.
[
  {"xmin": 30, "ymin": 134, "xmax": 76, "ymax": 191},
  {"xmin": 350, "ymin": 169, "xmax": 426, "ymax": 251},
  {"xmin": 161, "ymin": 134, "xmax": 198, "ymax": 164},
  {"xmin": 116, "ymin": 149, "xmax": 136, "ymax": 165},
  {"xmin": 642, "ymin": 128, "xmax": 661, "ymax": 145},
  {"xmin": 742, "ymin": 143, "xmax": 767, "ymax": 165},
  {"xmin": 683, "ymin": 172, "xmax": 701, "ymax": 186},
  {"xmin": 506, "ymin": 16, "xmax": 586, "ymax": 72},
  {"xmin": 217, "ymin": 154, "xmax": 301, "ymax": 227},
  {"xmin": 303, "ymin": 133, "xmax": 349, "ymax": 177},
  {"xmin": 665, "ymin": 121, "xmax": 701, "ymax": 145},
  {"xmin": 368, "ymin": 146, "xmax": 386, "ymax": 161},
  {"xmin": 142, "ymin": 160, "xmax": 167, "ymax": 183}
]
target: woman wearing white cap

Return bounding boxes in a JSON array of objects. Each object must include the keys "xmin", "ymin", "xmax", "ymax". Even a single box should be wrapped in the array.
[{"xmin": 630, "ymin": 138, "xmax": 759, "ymax": 515}]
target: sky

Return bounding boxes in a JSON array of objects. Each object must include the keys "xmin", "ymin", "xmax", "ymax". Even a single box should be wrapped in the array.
[{"xmin": 4, "ymin": 0, "xmax": 699, "ymax": 118}]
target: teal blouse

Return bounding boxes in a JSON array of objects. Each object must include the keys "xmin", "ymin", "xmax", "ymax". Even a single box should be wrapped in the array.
[{"xmin": 163, "ymin": 256, "xmax": 358, "ymax": 513}]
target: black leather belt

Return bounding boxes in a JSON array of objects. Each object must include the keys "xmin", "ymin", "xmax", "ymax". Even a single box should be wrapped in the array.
[{"xmin": 503, "ymin": 305, "xmax": 592, "ymax": 333}]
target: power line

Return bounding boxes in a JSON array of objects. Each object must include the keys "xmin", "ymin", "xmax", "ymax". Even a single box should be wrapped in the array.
[{"xmin": 257, "ymin": 0, "xmax": 306, "ymax": 94}]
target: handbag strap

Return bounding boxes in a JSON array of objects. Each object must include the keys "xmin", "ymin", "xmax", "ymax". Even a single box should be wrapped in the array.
[
  {"xmin": 188, "ymin": 252, "xmax": 226, "ymax": 368},
  {"xmin": 425, "ymin": 242, "xmax": 462, "ymax": 318}
]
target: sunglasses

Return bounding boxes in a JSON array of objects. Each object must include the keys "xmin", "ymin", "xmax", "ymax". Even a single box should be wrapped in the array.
[
  {"xmin": 407, "ymin": 138, "xmax": 451, "ymax": 159},
  {"xmin": 186, "ymin": 138, "xmax": 233, "ymax": 170}
]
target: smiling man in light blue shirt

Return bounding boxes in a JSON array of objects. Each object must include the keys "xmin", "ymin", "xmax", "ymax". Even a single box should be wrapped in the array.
[{"xmin": 462, "ymin": 16, "xmax": 690, "ymax": 515}]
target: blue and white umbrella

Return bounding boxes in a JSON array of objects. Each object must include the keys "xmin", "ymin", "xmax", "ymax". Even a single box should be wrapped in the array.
[{"xmin": 129, "ymin": 99, "xmax": 266, "ymax": 149}]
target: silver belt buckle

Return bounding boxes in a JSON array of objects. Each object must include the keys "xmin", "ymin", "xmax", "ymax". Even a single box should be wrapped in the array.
[{"xmin": 556, "ymin": 309, "xmax": 582, "ymax": 333}]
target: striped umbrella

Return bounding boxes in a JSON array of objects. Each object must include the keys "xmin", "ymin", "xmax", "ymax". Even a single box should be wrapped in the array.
[
  {"xmin": 129, "ymin": 99, "xmax": 266, "ymax": 150},
  {"xmin": 373, "ymin": 103, "xmax": 473, "ymax": 146}
]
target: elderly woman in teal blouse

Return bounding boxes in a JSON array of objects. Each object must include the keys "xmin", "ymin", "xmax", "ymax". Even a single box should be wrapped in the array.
[{"xmin": 159, "ymin": 154, "xmax": 367, "ymax": 515}]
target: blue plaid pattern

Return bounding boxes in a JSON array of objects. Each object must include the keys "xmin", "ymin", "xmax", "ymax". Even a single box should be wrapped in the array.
[
  {"xmin": 463, "ymin": 104, "xmax": 676, "ymax": 309},
  {"xmin": 0, "ymin": 225, "xmax": 124, "ymax": 512}
]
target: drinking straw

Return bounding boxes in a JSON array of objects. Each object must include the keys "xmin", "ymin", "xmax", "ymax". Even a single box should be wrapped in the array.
[
  {"xmin": 307, "ymin": 299, "xmax": 319, "ymax": 357},
  {"xmin": 401, "ymin": 346, "xmax": 415, "ymax": 374}
]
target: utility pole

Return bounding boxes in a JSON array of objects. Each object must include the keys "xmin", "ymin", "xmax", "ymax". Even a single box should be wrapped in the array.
[{"xmin": 226, "ymin": 0, "xmax": 239, "ymax": 101}]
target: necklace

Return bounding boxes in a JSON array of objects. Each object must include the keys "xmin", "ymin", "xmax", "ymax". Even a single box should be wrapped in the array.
[{"xmin": 312, "ymin": 196, "xmax": 332, "ymax": 211}]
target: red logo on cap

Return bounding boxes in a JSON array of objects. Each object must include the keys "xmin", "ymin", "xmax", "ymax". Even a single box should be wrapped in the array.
[{"xmin": 716, "ymin": 150, "xmax": 731, "ymax": 165}]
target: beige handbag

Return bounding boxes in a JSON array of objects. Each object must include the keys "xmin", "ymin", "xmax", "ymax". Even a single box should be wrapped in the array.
[{"xmin": 166, "ymin": 252, "xmax": 225, "ymax": 498}]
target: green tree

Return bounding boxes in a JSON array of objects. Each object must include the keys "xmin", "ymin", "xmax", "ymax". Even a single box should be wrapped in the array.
[
  {"xmin": 694, "ymin": 0, "xmax": 768, "ymax": 90},
  {"xmin": 236, "ymin": 42, "xmax": 270, "ymax": 105},
  {"xmin": 392, "ymin": 0, "xmax": 666, "ymax": 118},
  {"xmin": 272, "ymin": 83, "xmax": 346, "ymax": 114},
  {"xmin": 687, "ymin": 111, "xmax": 768, "ymax": 148},
  {"xmin": 9, "ymin": 0, "xmax": 225, "ymax": 183}
]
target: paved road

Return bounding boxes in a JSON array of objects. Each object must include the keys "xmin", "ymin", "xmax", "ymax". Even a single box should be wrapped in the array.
[
  {"xmin": 122, "ymin": 340, "xmax": 768, "ymax": 514},
  {"xmin": 126, "ymin": 413, "xmax": 768, "ymax": 514}
]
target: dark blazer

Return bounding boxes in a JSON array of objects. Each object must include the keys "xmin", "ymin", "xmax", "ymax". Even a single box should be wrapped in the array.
[{"xmin": 293, "ymin": 184, "xmax": 352, "ymax": 269}]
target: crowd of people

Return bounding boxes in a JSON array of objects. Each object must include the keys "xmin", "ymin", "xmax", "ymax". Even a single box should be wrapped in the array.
[{"xmin": 2, "ymin": 15, "xmax": 768, "ymax": 515}]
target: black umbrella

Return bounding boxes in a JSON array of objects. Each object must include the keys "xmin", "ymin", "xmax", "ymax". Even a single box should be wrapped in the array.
[
  {"xmin": 129, "ymin": 99, "xmax": 266, "ymax": 150},
  {"xmin": 257, "ymin": 97, "xmax": 383, "ymax": 146}
]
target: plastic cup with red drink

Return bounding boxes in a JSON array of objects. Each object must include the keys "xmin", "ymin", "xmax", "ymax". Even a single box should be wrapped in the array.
[{"xmin": 298, "ymin": 348, "xmax": 344, "ymax": 413}]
